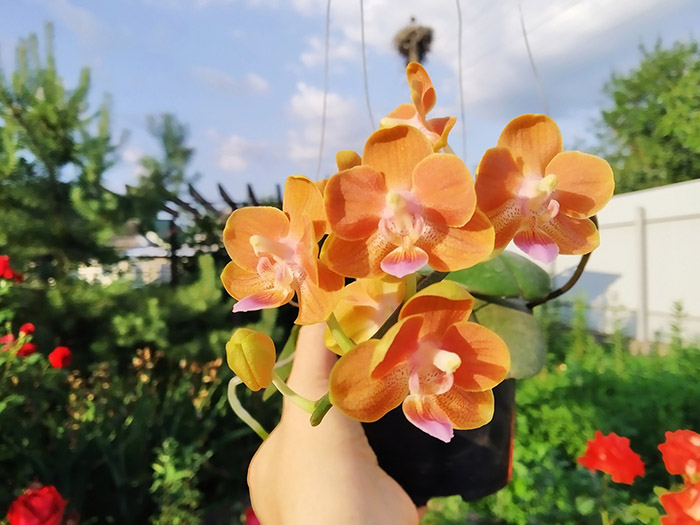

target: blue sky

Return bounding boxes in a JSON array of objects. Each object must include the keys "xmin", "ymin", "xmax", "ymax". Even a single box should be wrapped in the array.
[{"xmin": 1, "ymin": 0, "xmax": 698, "ymax": 206}]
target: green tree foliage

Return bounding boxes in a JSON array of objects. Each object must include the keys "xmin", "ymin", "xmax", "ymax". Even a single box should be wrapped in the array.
[
  {"xmin": 0, "ymin": 24, "xmax": 125, "ymax": 275},
  {"xmin": 598, "ymin": 40, "xmax": 700, "ymax": 193}
]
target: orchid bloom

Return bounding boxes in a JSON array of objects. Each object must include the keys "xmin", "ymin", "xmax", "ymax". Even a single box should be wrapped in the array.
[
  {"xmin": 329, "ymin": 280, "xmax": 510, "ymax": 442},
  {"xmin": 322, "ymin": 125, "xmax": 494, "ymax": 279},
  {"xmin": 475, "ymin": 114, "xmax": 614, "ymax": 263},
  {"xmin": 324, "ymin": 276, "xmax": 405, "ymax": 354},
  {"xmin": 380, "ymin": 62, "xmax": 456, "ymax": 151},
  {"xmin": 221, "ymin": 175, "xmax": 343, "ymax": 325}
]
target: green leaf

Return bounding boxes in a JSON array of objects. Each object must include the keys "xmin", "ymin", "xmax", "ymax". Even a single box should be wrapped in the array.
[
  {"xmin": 473, "ymin": 301, "xmax": 546, "ymax": 379},
  {"xmin": 574, "ymin": 496, "xmax": 595, "ymax": 516},
  {"xmin": 262, "ymin": 325, "xmax": 300, "ymax": 401},
  {"xmin": 447, "ymin": 251, "xmax": 551, "ymax": 301}
]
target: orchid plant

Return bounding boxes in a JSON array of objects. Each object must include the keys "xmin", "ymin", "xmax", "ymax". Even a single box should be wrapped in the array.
[{"xmin": 222, "ymin": 62, "xmax": 614, "ymax": 443}]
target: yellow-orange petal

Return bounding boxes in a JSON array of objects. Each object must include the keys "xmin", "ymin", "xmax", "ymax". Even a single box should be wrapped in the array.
[
  {"xmin": 221, "ymin": 261, "xmax": 294, "ymax": 312},
  {"xmin": 363, "ymin": 126, "xmax": 432, "ymax": 190},
  {"xmin": 381, "ymin": 103, "xmax": 419, "ymax": 126},
  {"xmin": 226, "ymin": 328, "xmax": 276, "ymax": 391},
  {"xmin": 441, "ymin": 321, "xmax": 510, "ymax": 391},
  {"xmin": 325, "ymin": 165, "xmax": 386, "ymax": 240},
  {"xmin": 497, "ymin": 114, "xmax": 563, "ymax": 176},
  {"xmin": 484, "ymin": 199, "xmax": 525, "ymax": 251},
  {"xmin": 295, "ymin": 276, "xmax": 339, "ymax": 325},
  {"xmin": 336, "ymin": 150, "xmax": 362, "ymax": 172},
  {"xmin": 547, "ymin": 151, "xmax": 615, "ymax": 219},
  {"xmin": 539, "ymin": 214, "xmax": 600, "ymax": 256},
  {"xmin": 412, "ymin": 153, "xmax": 475, "ymax": 227},
  {"xmin": 475, "ymin": 147, "xmax": 524, "ymax": 214},
  {"xmin": 434, "ymin": 387, "xmax": 495, "ymax": 430},
  {"xmin": 421, "ymin": 207, "xmax": 495, "ymax": 272},
  {"xmin": 407, "ymin": 61, "xmax": 436, "ymax": 116},
  {"xmin": 371, "ymin": 315, "xmax": 424, "ymax": 378},
  {"xmin": 223, "ymin": 207, "xmax": 290, "ymax": 271},
  {"xmin": 283, "ymin": 175, "xmax": 328, "ymax": 240},
  {"xmin": 399, "ymin": 280, "xmax": 474, "ymax": 339},
  {"xmin": 426, "ymin": 116, "xmax": 457, "ymax": 152},
  {"xmin": 329, "ymin": 340, "xmax": 409, "ymax": 422},
  {"xmin": 321, "ymin": 231, "xmax": 393, "ymax": 279}
]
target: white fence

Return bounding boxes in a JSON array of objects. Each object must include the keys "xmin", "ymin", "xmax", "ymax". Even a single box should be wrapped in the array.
[{"xmin": 544, "ymin": 178, "xmax": 700, "ymax": 345}]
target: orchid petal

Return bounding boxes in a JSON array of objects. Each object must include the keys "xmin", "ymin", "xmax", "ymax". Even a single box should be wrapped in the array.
[
  {"xmin": 412, "ymin": 153, "xmax": 475, "ymax": 227},
  {"xmin": 283, "ymin": 175, "xmax": 328, "ymax": 240},
  {"xmin": 539, "ymin": 214, "xmax": 600, "ymax": 256},
  {"xmin": 475, "ymin": 147, "xmax": 524, "ymax": 214},
  {"xmin": 371, "ymin": 315, "xmax": 424, "ymax": 378},
  {"xmin": 497, "ymin": 114, "xmax": 563, "ymax": 176},
  {"xmin": 325, "ymin": 165, "xmax": 386, "ymax": 240},
  {"xmin": 335, "ymin": 150, "xmax": 362, "ymax": 171},
  {"xmin": 380, "ymin": 245, "xmax": 429, "ymax": 278},
  {"xmin": 363, "ymin": 126, "xmax": 432, "ymax": 190},
  {"xmin": 402, "ymin": 394, "xmax": 453, "ymax": 442},
  {"xmin": 434, "ymin": 387, "xmax": 495, "ymax": 430},
  {"xmin": 442, "ymin": 321, "xmax": 510, "ymax": 391},
  {"xmin": 421, "ymin": 207, "xmax": 495, "ymax": 272},
  {"xmin": 321, "ymin": 231, "xmax": 393, "ymax": 279},
  {"xmin": 407, "ymin": 61, "xmax": 436, "ymax": 116},
  {"xmin": 329, "ymin": 340, "xmax": 409, "ymax": 422},
  {"xmin": 426, "ymin": 116, "xmax": 457, "ymax": 151},
  {"xmin": 223, "ymin": 207, "xmax": 289, "ymax": 271},
  {"xmin": 547, "ymin": 151, "xmax": 615, "ymax": 219},
  {"xmin": 514, "ymin": 229, "xmax": 560, "ymax": 263},
  {"xmin": 483, "ymin": 199, "xmax": 525, "ymax": 251},
  {"xmin": 399, "ymin": 280, "xmax": 474, "ymax": 339},
  {"xmin": 233, "ymin": 288, "xmax": 294, "ymax": 313},
  {"xmin": 295, "ymin": 274, "xmax": 340, "ymax": 325}
]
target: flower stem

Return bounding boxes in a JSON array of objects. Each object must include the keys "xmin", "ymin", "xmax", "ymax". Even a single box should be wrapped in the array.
[
  {"xmin": 326, "ymin": 313, "xmax": 354, "ymax": 354},
  {"xmin": 227, "ymin": 378, "xmax": 269, "ymax": 440},
  {"xmin": 310, "ymin": 393, "xmax": 333, "ymax": 426},
  {"xmin": 272, "ymin": 370, "xmax": 316, "ymax": 413}
]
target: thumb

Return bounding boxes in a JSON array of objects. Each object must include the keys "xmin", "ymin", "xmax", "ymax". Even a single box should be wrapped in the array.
[{"xmin": 286, "ymin": 323, "xmax": 337, "ymax": 399}]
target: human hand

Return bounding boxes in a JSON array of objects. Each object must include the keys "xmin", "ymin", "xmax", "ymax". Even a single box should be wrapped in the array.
[{"xmin": 248, "ymin": 323, "xmax": 420, "ymax": 525}]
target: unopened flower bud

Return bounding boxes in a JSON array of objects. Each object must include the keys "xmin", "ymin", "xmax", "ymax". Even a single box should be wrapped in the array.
[{"xmin": 226, "ymin": 328, "xmax": 276, "ymax": 391}]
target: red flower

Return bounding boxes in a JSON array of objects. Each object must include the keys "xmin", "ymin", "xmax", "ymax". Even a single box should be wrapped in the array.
[
  {"xmin": 245, "ymin": 507, "xmax": 260, "ymax": 525},
  {"xmin": 659, "ymin": 430, "xmax": 700, "ymax": 484},
  {"xmin": 7, "ymin": 485, "xmax": 66, "ymax": 525},
  {"xmin": 577, "ymin": 431, "xmax": 645, "ymax": 484},
  {"xmin": 1, "ymin": 333, "xmax": 16, "ymax": 349},
  {"xmin": 17, "ymin": 343, "xmax": 37, "ymax": 357},
  {"xmin": 19, "ymin": 324, "xmax": 35, "ymax": 336},
  {"xmin": 49, "ymin": 347, "xmax": 72, "ymax": 369},
  {"xmin": 660, "ymin": 481, "xmax": 700, "ymax": 524},
  {"xmin": 0, "ymin": 255, "xmax": 24, "ymax": 283}
]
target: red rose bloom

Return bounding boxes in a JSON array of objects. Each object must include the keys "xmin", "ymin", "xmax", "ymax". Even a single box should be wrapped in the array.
[
  {"xmin": 578, "ymin": 431, "xmax": 645, "ymax": 484},
  {"xmin": 660, "ymin": 481, "xmax": 700, "ymax": 524},
  {"xmin": 7, "ymin": 485, "xmax": 66, "ymax": 525},
  {"xmin": 0, "ymin": 255, "xmax": 24, "ymax": 283},
  {"xmin": 19, "ymin": 323, "xmax": 35, "ymax": 335},
  {"xmin": 49, "ymin": 347, "xmax": 72, "ymax": 369},
  {"xmin": 17, "ymin": 343, "xmax": 37, "ymax": 357},
  {"xmin": 659, "ymin": 430, "xmax": 700, "ymax": 484}
]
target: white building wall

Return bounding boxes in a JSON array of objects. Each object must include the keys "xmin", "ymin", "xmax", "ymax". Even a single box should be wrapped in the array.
[{"xmin": 542, "ymin": 178, "xmax": 700, "ymax": 344}]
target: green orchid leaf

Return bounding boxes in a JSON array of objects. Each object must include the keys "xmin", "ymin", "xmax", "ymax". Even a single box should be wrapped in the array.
[
  {"xmin": 473, "ymin": 301, "xmax": 546, "ymax": 379},
  {"xmin": 447, "ymin": 251, "xmax": 551, "ymax": 301},
  {"xmin": 262, "ymin": 325, "xmax": 299, "ymax": 401}
]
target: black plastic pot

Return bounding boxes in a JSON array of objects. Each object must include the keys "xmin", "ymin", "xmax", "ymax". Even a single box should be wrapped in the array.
[{"xmin": 362, "ymin": 379, "xmax": 516, "ymax": 506}]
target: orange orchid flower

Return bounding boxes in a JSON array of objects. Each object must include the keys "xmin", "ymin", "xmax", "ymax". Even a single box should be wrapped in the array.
[
  {"xmin": 324, "ymin": 276, "xmax": 405, "ymax": 354},
  {"xmin": 322, "ymin": 125, "xmax": 494, "ymax": 279},
  {"xmin": 475, "ymin": 114, "xmax": 614, "ymax": 263},
  {"xmin": 380, "ymin": 62, "xmax": 456, "ymax": 151},
  {"xmin": 221, "ymin": 175, "xmax": 343, "ymax": 325},
  {"xmin": 329, "ymin": 281, "xmax": 510, "ymax": 442}
]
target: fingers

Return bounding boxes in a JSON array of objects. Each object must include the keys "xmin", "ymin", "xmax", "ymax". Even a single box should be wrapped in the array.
[{"xmin": 286, "ymin": 323, "xmax": 337, "ymax": 399}]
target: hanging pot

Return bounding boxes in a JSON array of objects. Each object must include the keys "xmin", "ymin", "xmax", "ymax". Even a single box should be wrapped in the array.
[{"xmin": 362, "ymin": 379, "xmax": 516, "ymax": 506}]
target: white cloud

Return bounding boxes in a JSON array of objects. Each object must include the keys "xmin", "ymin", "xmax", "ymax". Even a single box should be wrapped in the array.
[
  {"xmin": 210, "ymin": 132, "xmax": 270, "ymax": 173},
  {"xmin": 192, "ymin": 66, "xmax": 270, "ymax": 95},
  {"xmin": 286, "ymin": 82, "xmax": 368, "ymax": 175},
  {"xmin": 45, "ymin": 0, "xmax": 103, "ymax": 46},
  {"xmin": 300, "ymin": 36, "xmax": 359, "ymax": 69}
]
